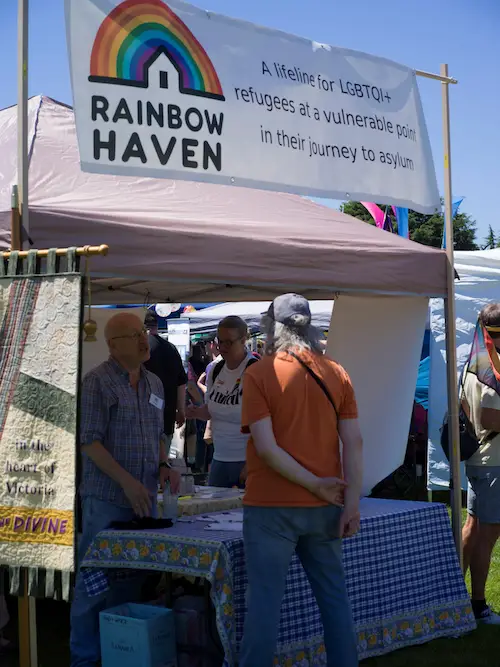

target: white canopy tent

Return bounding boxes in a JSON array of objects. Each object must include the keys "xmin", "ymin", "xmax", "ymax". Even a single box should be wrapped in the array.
[
  {"xmin": 0, "ymin": 97, "xmax": 447, "ymax": 304},
  {"xmin": 0, "ymin": 96, "xmax": 448, "ymax": 497},
  {"xmin": 428, "ymin": 249, "xmax": 500, "ymax": 490},
  {"xmin": 187, "ymin": 300, "xmax": 432, "ymax": 334},
  {"xmin": 186, "ymin": 300, "xmax": 335, "ymax": 334}
]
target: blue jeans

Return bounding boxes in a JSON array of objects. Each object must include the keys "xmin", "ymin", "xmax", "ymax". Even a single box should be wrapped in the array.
[
  {"xmin": 239, "ymin": 506, "xmax": 358, "ymax": 667},
  {"xmin": 208, "ymin": 459, "xmax": 245, "ymax": 488},
  {"xmin": 194, "ymin": 420, "xmax": 207, "ymax": 471},
  {"xmin": 70, "ymin": 497, "xmax": 151, "ymax": 667}
]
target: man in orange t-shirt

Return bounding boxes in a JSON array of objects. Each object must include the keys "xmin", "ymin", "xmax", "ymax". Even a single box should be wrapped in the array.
[{"xmin": 239, "ymin": 294, "xmax": 362, "ymax": 667}]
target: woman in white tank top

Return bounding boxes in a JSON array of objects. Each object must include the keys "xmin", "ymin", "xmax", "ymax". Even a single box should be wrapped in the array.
[{"xmin": 187, "ymin": 316, "xmax": 257, "ymax": 487}]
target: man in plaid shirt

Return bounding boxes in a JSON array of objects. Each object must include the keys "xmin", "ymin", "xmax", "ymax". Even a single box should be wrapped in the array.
[{"xmin": 70, "ymin": 312, "xmax": 180, "ymax": 667}]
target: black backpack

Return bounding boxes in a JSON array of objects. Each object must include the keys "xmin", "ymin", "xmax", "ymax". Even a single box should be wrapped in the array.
[
  {"xmin": 440, "ymin": 408, "xmax": 484, "ymax": 462},
  {"xmin": 440, "ymin": 367, "xmax": 497, "ymax": 461}
]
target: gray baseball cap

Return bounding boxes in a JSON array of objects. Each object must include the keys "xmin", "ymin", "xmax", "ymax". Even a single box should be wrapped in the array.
[{"xmin": 266, "ymin": 293, "xmax": 311, "ymax": 325}]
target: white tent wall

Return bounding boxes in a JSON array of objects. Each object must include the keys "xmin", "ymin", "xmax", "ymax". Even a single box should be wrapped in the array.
[
  {"xmin": 428, "ymin": 250, "xmax": 500, "ymax": 490},
  {"xmin": 327, "ymin": 295, "xmax": 428, "ymax": 496}
]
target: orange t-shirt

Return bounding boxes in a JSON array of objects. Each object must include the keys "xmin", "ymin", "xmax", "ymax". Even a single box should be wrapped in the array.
[{"xmin": 241, "ymin": 350, "xmax": 358, "ymax": 507}]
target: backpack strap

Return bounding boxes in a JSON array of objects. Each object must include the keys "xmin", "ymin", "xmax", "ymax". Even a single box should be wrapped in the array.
[
  {"xmin": 211, "ymin": 359, "xmax": 225, "ymax": 384},
  {"xmin": 211, "ymin": 356, "xmax": 258, "ymax": 384},
  {"xmin": 287, "ymin": 350, "xmax": 339, "ymax": 422}
]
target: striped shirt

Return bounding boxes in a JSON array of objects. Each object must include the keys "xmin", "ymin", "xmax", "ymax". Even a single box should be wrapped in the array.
[{"xmin": 79, "ymin": 357, "xmax": 164, "ymax": 507}]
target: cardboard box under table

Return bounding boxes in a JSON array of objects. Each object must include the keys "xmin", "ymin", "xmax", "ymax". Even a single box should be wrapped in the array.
[
  {"xmin": 100, "ymin": 603, "xmax": 176, "ymax": 667},
  {"xmin": 84, "ymin": 499, "xmax": 476, "ymax": 666}
]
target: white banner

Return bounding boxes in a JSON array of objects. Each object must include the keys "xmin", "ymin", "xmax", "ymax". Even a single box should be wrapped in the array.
[
  {"xmin": 168, "ymin": 318, "xmax": 190, "ymax": 366},
  {"xmin": 327, "ymin": 295, "xmax": 428, "ymax": 496},
  {"xmin": 65, "ymin": 0, "xmax": 440, "ymax": 212}
]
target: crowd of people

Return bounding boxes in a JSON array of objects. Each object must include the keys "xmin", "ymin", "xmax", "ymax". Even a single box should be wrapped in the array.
[
  {"xmin": 3, "ymin": 298, "xmax": 499, "ymax": 665},
  {"xmin": 68, "ymin": 293, "xmax": 363, "ymax": 667}
]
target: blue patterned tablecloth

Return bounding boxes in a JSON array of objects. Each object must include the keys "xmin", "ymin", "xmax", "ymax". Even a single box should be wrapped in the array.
[{"xmin": 82, "ymin": 498, "xmax": 475, "ymax": 666}]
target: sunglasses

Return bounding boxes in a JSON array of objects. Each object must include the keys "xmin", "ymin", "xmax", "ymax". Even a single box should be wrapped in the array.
[
  {"xmin": 110, "ymin": 326, "xmax": 148, "ymax": 341},
  {"xmin": 215, "ymin": 336, "xmax": 244, "ymax": 348}
]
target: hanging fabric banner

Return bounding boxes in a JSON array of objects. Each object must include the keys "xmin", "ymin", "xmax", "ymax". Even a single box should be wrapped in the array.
[
  {"xmin": 65, "ymin": 0, "xmax": 440, "ymax": 213},
  {"xmin": 394, "ymin": 206, "xmax": 409, "ymax": 238},
  {"xmin": 382, "ymin": 207, "xmax": 393, "ymax": 232},
  {"xmin": 361, "ymin": 202, "xmax": 385, "ymax": 228},
  {"xmin": 0, "ymin": 250, "xmax": 83, "ymax": 597}
]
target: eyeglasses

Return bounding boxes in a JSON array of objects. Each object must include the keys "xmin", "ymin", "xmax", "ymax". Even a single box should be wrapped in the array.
[
  {"xmin": 111, "ymin": 327, "xmax": 148, "ymax": 341},
  {"xmin": 216, "ymin": 336, "xmax": 243, "ymax": 348}
]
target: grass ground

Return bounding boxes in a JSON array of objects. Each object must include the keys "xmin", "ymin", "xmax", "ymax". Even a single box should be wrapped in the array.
[{"xmin": 3, "ymin": 511, "xmax": 500, "ymax": 666}]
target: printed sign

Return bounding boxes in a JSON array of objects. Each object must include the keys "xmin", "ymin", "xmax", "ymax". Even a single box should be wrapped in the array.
[
  {"xmin": 167, "ymin": 318, "xmax": 190, "ymax": 366},
  {"xmin": 66, "ymin": 0, "xmax": 440, "ymax": 212},
  {"xmin": 0, "ymin": 274, "xmax": 82, "ymax": 571}
]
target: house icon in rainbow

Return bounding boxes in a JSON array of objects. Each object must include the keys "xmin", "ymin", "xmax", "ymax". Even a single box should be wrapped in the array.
[{"xmin": 88, "ymin": 0, "xmax": 225, "ymax": 102}]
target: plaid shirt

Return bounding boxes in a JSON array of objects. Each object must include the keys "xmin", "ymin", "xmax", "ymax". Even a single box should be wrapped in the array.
[{"xmin": 79, "ymin": 357, "xmax": 164, "ymax": 507}]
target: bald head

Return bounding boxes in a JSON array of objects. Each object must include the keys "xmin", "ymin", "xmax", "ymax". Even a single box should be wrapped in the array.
[
  {"xmin": 105, "ymin": 312, "xmax": 144, "ymax": 343},
  {"xmin": 105, "ymin": 312, "xmax": 150, "ymax": 369}
]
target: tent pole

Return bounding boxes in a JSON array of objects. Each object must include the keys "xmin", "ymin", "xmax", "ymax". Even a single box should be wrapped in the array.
[
  {"xmin": 10, "ymin": 187, "xmax": 21, "ymax": 250},
  {"xmin": 441, "ymin": 63, "xmax": 462, "ymax": 565},
  {"xmin": 415, "ymin": 68, "xmax": 457, "ymax": 84},
  {"xmin": 18, "ymin": 0, "xmax": 29, "ymax": 239},
  {"xmin": 17, "ymin": 3, "xmax": 37, "ymax": 667},
  {"xmin": 1, "ymin": 244, "xmax": 109, "ymax": 260}
]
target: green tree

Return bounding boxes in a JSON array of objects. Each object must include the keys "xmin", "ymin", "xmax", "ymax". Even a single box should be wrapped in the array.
[
  {"xmin": 340, "ymin": 201, "xmax": 478, "ymax": 251},
  {"xmin": 339, "ymin": 201, "xmax": 375, "ymax": 224},
  {"xmin": 483, "ymin": 225, "xmax": 496, "ymax": 249}
]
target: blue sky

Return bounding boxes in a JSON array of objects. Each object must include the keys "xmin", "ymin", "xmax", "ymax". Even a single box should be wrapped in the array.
[{"xmin": 0, "ymin": 0, "xmax": 498, "ymax": 242}]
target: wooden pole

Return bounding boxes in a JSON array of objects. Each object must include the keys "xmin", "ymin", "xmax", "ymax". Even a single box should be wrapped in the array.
[
  {"xmin": 16, "ymin": 2, "xmax": 37, "ymax": 666},
  {"xmin": 441, "ymin": 63, "xmax": 463, "ymax": 565},
  {"xmin": 415, "ymin": 68, "xmax": 458, "ymax": 85},
  {"xmin": 18, "ymin": 0, "xmax": 29, "ymax": 238},
  {"xmin": 11, "ymin": 186, "xmax": 21, "ymax": 251},
  {"xmin": 1, "ymin": 244, "xmax": 109, "ymax": 259}
]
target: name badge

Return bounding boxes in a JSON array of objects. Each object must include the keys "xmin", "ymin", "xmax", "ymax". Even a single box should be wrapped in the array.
[{"xmin": 149, "ymin": 393, "xmax": 164, "ymax": 410}]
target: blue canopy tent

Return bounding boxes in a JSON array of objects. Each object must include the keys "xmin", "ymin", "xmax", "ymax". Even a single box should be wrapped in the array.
[{"xmin": 415, "ymin": 356, "xmax": 430, "ymax": 410}]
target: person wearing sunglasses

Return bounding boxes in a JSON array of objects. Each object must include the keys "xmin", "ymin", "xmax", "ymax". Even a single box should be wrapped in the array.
[{"xmin": 187, "ymin": 316, "xmax": 257, "ymax": 487}]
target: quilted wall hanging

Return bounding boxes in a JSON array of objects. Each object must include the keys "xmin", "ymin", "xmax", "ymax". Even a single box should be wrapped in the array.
[{"xmin": 0, "ymin": 248, "xmax": 82, "ymax": 588}]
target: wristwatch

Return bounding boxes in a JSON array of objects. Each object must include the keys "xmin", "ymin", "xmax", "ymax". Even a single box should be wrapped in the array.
[{"xmin": 159, "ymin": 460, "xmax": 172, "ymax": 469}]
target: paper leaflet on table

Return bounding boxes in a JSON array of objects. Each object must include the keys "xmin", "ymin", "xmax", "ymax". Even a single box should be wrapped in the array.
[
  {"xmin": 196, "ymin": 511, "xmax": 243, "ymax": 522},
  {"xmin": 205, "ymin": 522, "xmax": 242, "ymax": 531}
]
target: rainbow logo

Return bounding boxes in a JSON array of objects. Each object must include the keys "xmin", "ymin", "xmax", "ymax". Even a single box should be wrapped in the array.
[{"xmin": 89, "ymin": 0, "xmax": 225, "ymax": 101}]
